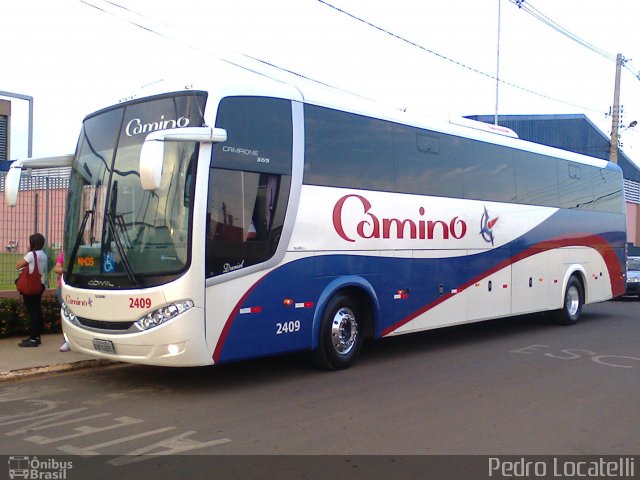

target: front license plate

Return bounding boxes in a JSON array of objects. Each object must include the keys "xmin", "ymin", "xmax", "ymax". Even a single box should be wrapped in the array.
[{"xmin": 92, "ymin": 338, "xmax": 115, "ymax": 354}]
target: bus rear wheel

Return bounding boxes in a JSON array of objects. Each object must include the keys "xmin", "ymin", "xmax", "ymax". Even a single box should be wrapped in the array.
[
  {"xmin": 312, "ymin": 293, "xmax": 363, "ymax": 370},
  {"xmin": 553, "ymin": 275, "xmax": 584, "ymax": 325}
]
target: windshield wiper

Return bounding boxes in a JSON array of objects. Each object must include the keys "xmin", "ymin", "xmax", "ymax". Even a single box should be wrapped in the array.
[
  {"xmin": 105, "ymin": 211, "xmax": 137, "ymax": 285},
  {"xmin": 66, "ymin": 209, "xmax": 93, "ymax": 279},
  {"xmin": 66, "ymin": 178, "xmax": 101, "ymax": 279},
  {"xmin": 104, "ymin": 180, "xmax": 137, "ymax": 285}
]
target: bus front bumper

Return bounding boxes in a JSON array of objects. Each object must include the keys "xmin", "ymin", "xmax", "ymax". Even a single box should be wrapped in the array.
[{"xmin": 61, "ymin": 307, "xmax": 214, "ymax": 367}]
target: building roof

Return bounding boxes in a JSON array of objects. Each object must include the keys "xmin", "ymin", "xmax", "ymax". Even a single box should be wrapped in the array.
[{"xmin": 466, "ymin": 113, "xmax": 640, "ymax": 183}]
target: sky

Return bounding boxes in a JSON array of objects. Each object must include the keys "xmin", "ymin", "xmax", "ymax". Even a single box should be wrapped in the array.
[{"xmin": 3, "ymin": 0, "xmax": 640, "ymax": 166}]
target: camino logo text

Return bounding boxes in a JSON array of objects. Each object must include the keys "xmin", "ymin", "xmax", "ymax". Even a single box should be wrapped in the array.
[{"xmin": 332, "ymin": 194, "xmax": 467, "ymax": 243}]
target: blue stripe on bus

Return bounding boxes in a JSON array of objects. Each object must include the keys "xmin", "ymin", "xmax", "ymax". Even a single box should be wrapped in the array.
[{"xmin": 213, "ymin": 209, "xmax": 625, "ymax": 364}]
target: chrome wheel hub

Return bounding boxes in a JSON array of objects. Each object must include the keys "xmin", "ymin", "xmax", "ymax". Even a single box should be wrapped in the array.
[
  {"xmin": 331, "ymin": 307, "xmax": 358, "ymax": 355},
  {"xmin": 566, "ymin": 285, "xmax": 580, "ymax": 316}
]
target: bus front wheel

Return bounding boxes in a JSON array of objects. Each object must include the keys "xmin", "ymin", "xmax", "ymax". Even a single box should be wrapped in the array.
[
  {"xmin": 553, "ymin": 275, "xmax": 584, "ymax": 325},
  {"xmin": 312, "ymin": 293, "xmax": 363, "ymax": 370}
]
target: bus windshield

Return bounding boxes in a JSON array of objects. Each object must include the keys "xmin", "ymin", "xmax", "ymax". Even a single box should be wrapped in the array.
[{"xmin": 64, "ymin": 92, "xmax": 206, "ymax": 288}]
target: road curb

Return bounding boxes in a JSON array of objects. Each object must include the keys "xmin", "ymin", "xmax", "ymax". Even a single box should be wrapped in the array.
[{"xmin": 0, "ymin": 359, "xmax": 118, "ymax": 382}]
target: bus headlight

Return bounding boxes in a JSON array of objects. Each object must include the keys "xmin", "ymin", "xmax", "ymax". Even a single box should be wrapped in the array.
[
  {"xmin": 135, "ymin": 300, "xmax": 194, "ymax": 331},
  {"xmin": 61, "ymin": 301, "xmax": 78, "ymax": 325}
]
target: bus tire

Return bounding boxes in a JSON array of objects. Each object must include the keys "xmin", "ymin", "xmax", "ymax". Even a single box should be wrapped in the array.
[
  {"xmin": 312, "ymin": 293, "xmax": 363, "ymax": 370},
  {"xmin": 553, "ymin": 275, "xmax": 584, "ymax": 325}
]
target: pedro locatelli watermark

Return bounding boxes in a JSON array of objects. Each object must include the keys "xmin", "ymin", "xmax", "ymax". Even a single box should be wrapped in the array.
[
  {"xmin": 7, "ymin": 456, "xmax": 73, "ymax": 480},
  {"xmin": 489, "ymin": 457, "xmax": 635, "ymax": 479}
]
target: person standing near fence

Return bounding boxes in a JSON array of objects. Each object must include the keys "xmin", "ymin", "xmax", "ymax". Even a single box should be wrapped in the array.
[{"xmin": 16, "ymin": 233, "xmax": 47, "ymax": 348}]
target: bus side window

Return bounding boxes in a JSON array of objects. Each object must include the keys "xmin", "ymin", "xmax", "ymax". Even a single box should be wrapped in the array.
[
  {"xmin": 206, "ymin": 169, "xmax": 284, "ymax": 276},
  {"xmin": 557, "ymin": 160, "xmax": 594, "ymax": 209},
  {"xmin": 206, "ymin": 96, "xmax": 292, "ymax": 277},
  {"xmin": 250, "ymin": 174, "xmax": 279, "ymax": 240}
]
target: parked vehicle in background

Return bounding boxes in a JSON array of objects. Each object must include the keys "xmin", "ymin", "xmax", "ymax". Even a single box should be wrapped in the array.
[{"xmin": 625, "ymin": 256, "xmax": 640, "ymax": 298}]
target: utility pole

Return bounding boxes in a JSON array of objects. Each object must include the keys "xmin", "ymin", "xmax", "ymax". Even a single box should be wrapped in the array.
[{"xmin": 609, "ymin": 53, "xmax": 624, "ymax": 164}]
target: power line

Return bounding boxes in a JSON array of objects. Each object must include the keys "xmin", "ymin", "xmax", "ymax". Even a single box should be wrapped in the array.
[
  {"xmin": 508, "ymin": 0, "xmax": 640, "ymax": 80},
  {"xmin": 83, "ymin": 0, "xmax": 606, "ymax": 115},
  {"xmin": 78, "ymin": 0, "xmax": 373, "ymax": 102},
  {"xmin": 508, "ymin": 0, "xmax": 614, "ymax": 61},
  {"xmin": 78, "ymin": 0, "xmax": 164, "ymax": 38},
  {"xmin": 236, "ymin": 53, "xmax": 375, "ymax": 101},
  {"xmin": 316, "ymin": 0, "xmax": 605, "ymax": 114}
]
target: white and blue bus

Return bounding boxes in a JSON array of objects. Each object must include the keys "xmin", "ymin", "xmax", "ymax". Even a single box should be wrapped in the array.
[{"xmin": 5, "ymin": 66, "xmax": 626, "ymax": 369}]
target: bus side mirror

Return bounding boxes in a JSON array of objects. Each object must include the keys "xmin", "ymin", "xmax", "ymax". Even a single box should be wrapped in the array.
[
  {"xmin": 140, "ymin": 127, "xmax": 227, "ymax": 191},
  {"xmin": 4, "ymin": 154, "xmax": 73, "ymax": 207},
  {"xmin": 4, "ymin": 167, "xmax": 22, "ymax": 207}
]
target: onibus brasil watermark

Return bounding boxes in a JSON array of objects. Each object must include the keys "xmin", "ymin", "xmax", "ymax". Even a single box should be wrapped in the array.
[
  {"xmin": 489, "ymin": 457, "xmax": 635, "ymax": 478},
  {"xmin": 8, "ymin": 456, "xmax": 73, "ymax": 480}
]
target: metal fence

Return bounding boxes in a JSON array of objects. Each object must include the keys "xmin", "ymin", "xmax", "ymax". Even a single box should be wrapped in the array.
[
  {"xmin": 624, "ymin": 179, "xmax": 640, "ymax": 204},
  {"xmin": 0, "ymin": 168, "xmax": 70, "ymax": 290}
]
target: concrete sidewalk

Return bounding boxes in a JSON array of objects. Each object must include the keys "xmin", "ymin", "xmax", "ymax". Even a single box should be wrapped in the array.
[{"xmin": 0, "ymin": 333, "xmax": 115, "ymax": 382}]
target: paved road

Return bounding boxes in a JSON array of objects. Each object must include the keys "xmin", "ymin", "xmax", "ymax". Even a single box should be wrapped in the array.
[{"xmin": 1, "ymin": 299, "xmax": 638, "ymax": 477}]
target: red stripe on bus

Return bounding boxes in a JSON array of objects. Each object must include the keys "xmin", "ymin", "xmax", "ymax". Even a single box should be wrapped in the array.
[
  {"xmin": 382, "ymin": 234, "xmax": 624, "ymax": 336},
  {"xmin": 212, "ymin": 278, "xmax": 265, "ymax": 363}
]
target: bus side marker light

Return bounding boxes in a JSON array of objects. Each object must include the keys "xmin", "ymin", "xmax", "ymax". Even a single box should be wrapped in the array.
[
  {"xmin": 283, "ymin": 298, "xmax": 294, "ymax": 307},
  {"xmin": 240, "ymin": 306, "xmax": 263, "ymax": 314},
  {"xmin": 394, "ymin": 290, "xmax": 409, "ymax": 300},
  {"xmin": 295, "ymin": 302, "xmax": 314, "ymax": 309}
]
